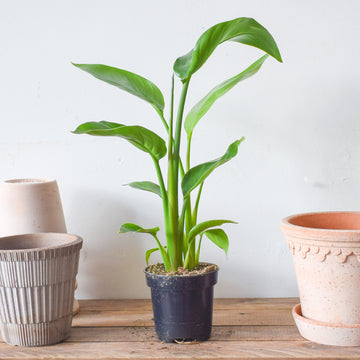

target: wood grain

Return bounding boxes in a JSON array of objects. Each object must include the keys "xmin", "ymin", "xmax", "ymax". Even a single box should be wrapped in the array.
[
  {"xmin": 0, "ymin": 341, "xmax": 359, "ymax": 359},
  {"xmin": 0, "ymin": 298, "xmax": 358, "ymax": 359},
  {"xmin": 66, "ymin": 325, "xmax": 302, "ymax": 342},
  {"xmin": 78, "ymin": 298, "xmax": 299, "ymax": 312},
  {"xmin": 72, "ymin": 308, "xmax": 294, "ymax": 327}
]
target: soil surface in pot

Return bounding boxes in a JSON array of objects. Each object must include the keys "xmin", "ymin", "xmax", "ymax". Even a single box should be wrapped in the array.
[{"xmin": 147, "ymin": 263, "xmax": 218, "ymax": 276}]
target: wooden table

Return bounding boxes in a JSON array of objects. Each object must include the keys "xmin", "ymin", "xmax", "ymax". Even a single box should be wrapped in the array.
[{"xmin": 0, "ymin": 298, "xmax": 359, "ymax": 359}]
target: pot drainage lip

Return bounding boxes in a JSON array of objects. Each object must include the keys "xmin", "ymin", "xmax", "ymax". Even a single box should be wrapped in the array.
[{"xmin": 292, "ymin": 303, "xmax": 360, "ymax": 346}]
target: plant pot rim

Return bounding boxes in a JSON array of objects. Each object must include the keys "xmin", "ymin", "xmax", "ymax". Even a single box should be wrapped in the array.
[
  {"xmin": 2, "ymin": 178, "xmax": 56, "ymax": 185},
  {"xmin": 0, "ymin": 233, "xmax": 82, "ymax": 253},
  {"xmin": 144, "ymin": 263, "xmax": 219, "ymax": 278},
  {"xmin": 281, "ymin": 211, "xmax": 360, "ymax": 243}
]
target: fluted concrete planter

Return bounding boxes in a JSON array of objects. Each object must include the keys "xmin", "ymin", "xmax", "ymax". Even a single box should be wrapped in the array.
[
  {"xmin": 0, "ymin": 233, "xmax": 82, "ymax": 346},
  {"xmin": 0, "ymin": 178, "xmax": 80, "ymax": 316},
  {"xmin": 281, "ymin": 212, "xmax": 360, "ymax": 346}
]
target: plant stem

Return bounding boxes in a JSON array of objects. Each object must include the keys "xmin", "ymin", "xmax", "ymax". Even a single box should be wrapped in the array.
[
  {"xmin": 168, "ymin": 75, "xmax": 174, "ymax": 160},
  {"xmin": 171, "ymin": 78, "xmax": 191, "ymax": 267},
  {"xmin": 166, "ymin": 75, "xmax": 180, "ymax": 270},
  {"xmin": 155, "ymin": 109, "xmax": 169, "ymax": 133},
  {"xmin": 195, "ymin": 234, "xmax": 203, "ymax": 266},
  {"xmin": 192, "ymin": 181, "xmax": 204, "ymax": 225},
  {"xmin": 152, "ymin": 157, "xmax": 176, "ymax": 268},
  {"xmin": 153, "ymin": 234, "xmax": 171, "ymax": 271},
  {"xmin": 184, "ymin": 132, "xmax": 193, "ymax": 236},
  {"xmin": 186, "ymin": 133, "xmax": 192, "ymax": 172}
]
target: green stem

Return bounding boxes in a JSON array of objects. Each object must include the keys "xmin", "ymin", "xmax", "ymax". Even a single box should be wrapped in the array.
[
  {"xmin": 179, "ymin": 197, "xmax": 188, "ymax": 255},
  {"xmin": 173, "ymin": 79, "xmax": 190, "ymax": 197},
  {"xmin": 155, "ymin": 108, "xmax": 169, "ymax": 133},
  {"xmin": 167, "ymin": 75, "xmax": 174, "ymax": 159},
  {"xmin": 172, "ymin": 78, "xmax": 191, "ymax": 266},
  {"xmin": 184, "ymin": 132, "xmax": 193, "ymax": 242},
  {"xmin": 195, "ymin": 234, "xmax": 203, "ymax": 266},
  {"xmin": 153, "ymin": 234, "xmax": 171, "ymax": 271},
  {"xmin": 186, "ymin": 133, "xmax": 192, "ymax": 172},
  {"xmin": 152, "ymin": 158, "xmax": 177, "ymax": 268},
  {"xmin": 192, "ymin": 181, "xmax": 204, "ymax": 225},
  {"xmin": 166, "ymin": 75, "xmax": 180, "ymax": 270}
]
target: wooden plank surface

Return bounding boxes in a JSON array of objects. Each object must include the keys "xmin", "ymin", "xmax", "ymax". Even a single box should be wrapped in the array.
[
  {"xmin": 79, "ymin": 298, "xmax": 299, "ymax": 312},
  {"xmin": 0, "ymin": 298, "xmax": 359, "ymax": 359},
  {"xmin": 0, "ymin": 341, "xmax": 359, "ymax": 360},
  {"xmin": 72, "ymin": 308, "xmax": 294, "ymax": 327},
  {"xmin": 67, "ymin": 325, "xmax": 302, "ymax": 342}
]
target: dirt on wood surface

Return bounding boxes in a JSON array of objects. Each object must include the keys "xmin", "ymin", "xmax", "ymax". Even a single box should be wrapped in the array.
[{"xmin": 146, "ymin": 263, "xmax": 218, "ymax": 276}]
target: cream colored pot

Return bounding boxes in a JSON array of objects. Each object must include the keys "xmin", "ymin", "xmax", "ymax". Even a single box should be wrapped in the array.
[
  {"xmin": 0, "ymin": 179, "xmax": 67, "ymax": 236},
  {"xmin": 281, "ymin": 212, "xmax": 360, "ymax": 346}
]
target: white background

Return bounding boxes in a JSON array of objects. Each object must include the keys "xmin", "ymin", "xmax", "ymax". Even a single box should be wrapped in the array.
[{"xmin": 1, "ymin": 0, "xmax": 359, "ymax": 299}]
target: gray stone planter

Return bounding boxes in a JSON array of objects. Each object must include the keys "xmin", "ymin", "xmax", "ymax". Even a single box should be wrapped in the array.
[{"xmin": 0, "ymin": 233, "xmax": 82, "ymax": 346}]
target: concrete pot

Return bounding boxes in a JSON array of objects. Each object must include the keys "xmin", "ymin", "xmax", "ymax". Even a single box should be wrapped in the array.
[
  {"xmin": 0, "ymin": 179, "xmax": 67, "ymax": 236},
  {"xmin": 0, "ymin": 178, "xmax": 80, "ymax": 315},
  {"xmin": 281, "ymin": 211, "xmax": 360, "ymax": 345},
  {"xmin": 0, "ymin": 233, "xmax": 82, "ymax": 346}
]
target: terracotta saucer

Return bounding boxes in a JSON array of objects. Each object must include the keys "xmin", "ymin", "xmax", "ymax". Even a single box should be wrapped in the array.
[{"xmin": 292, "ymin": 304, "xmax": 360, "ymax": 346}]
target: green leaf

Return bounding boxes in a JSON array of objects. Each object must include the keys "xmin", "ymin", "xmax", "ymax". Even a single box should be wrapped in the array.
[
  {"xmin": 73, "ymin": 121, "xmax": 167, "ymax": 160},
  {"xmin": 120, "ymin": 223, "xmax": 171, "ymax": 270},
  {"xmin": 119, "ymin": 223, "xmax": 159, "ymax": 237},
  {"xmin": 73, "ymin": 63, "xmax": 165, "ymax": 114},
  {"xmin": 173, "ymin": 50, "xmax": 193, "ymax": 83},
  {"xmin": 188, "ymin": 219, "xmax": 236, "ymax": 244},
  {"xmin": 182, "ymin": 139, "xmax": 244, "ymax": 197},
  {"xmin": 185, "ymin": 55, "xmax": 268, "ymax": 136},
  {"xmin": 174, "ymin": 17, "xmax": 282, "ymax": 81},
  {"xmin": 203, "ymin": 228, "xmax": 229, "ymax": 256},
  {"xmin": 126, "ymin": 181, "xmax": 162, "ymax": 198},
  {"xmin": 146, "ymin": 247, "xmax": 162, "ymax": 265}
]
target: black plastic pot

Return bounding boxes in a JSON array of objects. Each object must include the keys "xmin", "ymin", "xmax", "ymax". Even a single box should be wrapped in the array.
[{"xmin": 144, "ymin": 265, "xmax": 218, "ymax": 343}]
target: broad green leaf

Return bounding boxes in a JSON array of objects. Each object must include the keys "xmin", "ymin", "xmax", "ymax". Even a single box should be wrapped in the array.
[
  {"xmin": 74, "ymin": 120, "xmax": 124, "ymax": 131},
  {"xmin": 174, "ymin": 17, "xmax": 282, "ymax": 81},
  {"xmin": 188, "ymin": 219, "xmax": 236, "ymax": 244},
  {"xmin": 120, "ymin": 223, "xmax": 159, "ymax": 237},
  {"xmin": 126, "ymin": 181, "xmax": 162, "ymax": 198},
  {"xmin": 182, "ymin": 139, "xmax": 244, "ymax": 197},
  {"xmin": 203, "ymin": 228, "xmax": 229, "ymax": 256},
  {"xmin": 185, "ymin": 55, "xmax": 268, "ymax": 136},
  {"xmin": 73, "ymin": 63, "xmax": 165, "ymax": 114},
  {"xmin": 73, "ymin": 121, "xmax": 167, "ymax": 160}
]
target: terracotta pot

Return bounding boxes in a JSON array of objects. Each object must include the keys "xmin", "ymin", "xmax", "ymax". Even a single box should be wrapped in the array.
[
  {"xmin": 0, "ymin": 179, "xmax": 67, "ymax": 236},
  {"xmin": 0, "ymin": 233, "xmax": 82, "ymax": 346},
  {"xmin": 0, "ymin": 179, "xmax": 80, "ymax": 315},
  {"xmin": 281, "ymin": 211, "xmax": 360, "ymax": 345}
]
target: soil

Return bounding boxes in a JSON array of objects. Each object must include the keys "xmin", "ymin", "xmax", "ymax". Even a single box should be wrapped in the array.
[{"xmin": 146, "ymin": 262, "xmax": 218, "ymax": 276}]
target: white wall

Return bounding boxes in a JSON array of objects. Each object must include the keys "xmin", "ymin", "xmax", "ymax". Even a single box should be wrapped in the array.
[{"xmin": 1, "ymin": 0, "xmax": 360, "ymax": 299}]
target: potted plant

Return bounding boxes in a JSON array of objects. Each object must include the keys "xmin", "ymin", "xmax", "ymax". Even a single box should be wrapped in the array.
[
  {"xmin": 72, "ymin": 17, "xmax": 282, "ymax": 342},
  {"xmin": 281, "ymin": 212, "xmax": 360, "ymax": 346}
]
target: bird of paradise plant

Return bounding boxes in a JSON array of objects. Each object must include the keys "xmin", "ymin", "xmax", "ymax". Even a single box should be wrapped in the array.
[{"xmin": 73, "ymin": 17, "xmax": 282, "ymax": 272}]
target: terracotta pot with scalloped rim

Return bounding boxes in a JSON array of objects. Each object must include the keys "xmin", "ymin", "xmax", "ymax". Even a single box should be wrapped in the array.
[{"xmin": 281, "ymin": 212, "xmax": 360, "ymax": 346}]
